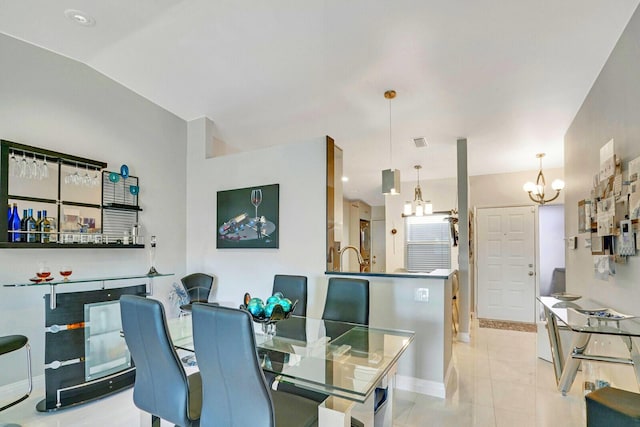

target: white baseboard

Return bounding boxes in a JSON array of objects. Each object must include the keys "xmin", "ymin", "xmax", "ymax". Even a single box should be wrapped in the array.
[
  {"xmin": 395, "ymin": 374, "xmax": 446, "ymax": 399},
  {"xmin": 0, "ymin": 375, "xmax": 43, "ymax": 400}
]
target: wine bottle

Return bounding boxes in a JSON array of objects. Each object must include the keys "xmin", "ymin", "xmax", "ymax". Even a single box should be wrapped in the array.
[
  {"xmin": 6, "ymin": 205, "xmax": 11, "ymax": 241},
  {"xmin": 10, "ymin": 204, "xmax": 21, "ymax": 243},
  {"xmin": 35, "ymin": 211, "xmax": 43, "ymax": 240},
  {"xmin": 26, "ymin": 208, "xmax": 37, "ymax": 243},
  {"xmin": 20, "ymin": 209, "xmax": 28, "ymax": 243},
  {"xmin": 41, "ymin": 210, "xmax": 51, "ymax": 243}
]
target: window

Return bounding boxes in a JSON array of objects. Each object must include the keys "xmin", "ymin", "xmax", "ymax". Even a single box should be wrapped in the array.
[{"xmin": 405, "ymin": 214, "xmax": 452, "ymax": 272}]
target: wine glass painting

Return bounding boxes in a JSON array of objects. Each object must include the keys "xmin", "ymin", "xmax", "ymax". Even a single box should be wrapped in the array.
[{"xmin": 216, "ymin": 184, "xmax": 279, "ymax": 249}]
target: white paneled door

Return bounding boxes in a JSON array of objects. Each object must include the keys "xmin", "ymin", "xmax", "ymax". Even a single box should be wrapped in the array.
[{"xmin": 477, "ymin": 206, "xmax": 536, "ymax": 323}]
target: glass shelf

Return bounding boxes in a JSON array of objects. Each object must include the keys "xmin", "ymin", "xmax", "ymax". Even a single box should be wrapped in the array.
[
  {"xmin": 3, "ymin": 273, "xmax": 174, "ymax": 310},
  {"xmin": 3, "ymin": 272, "xmax": 173, "ymax": 288}
]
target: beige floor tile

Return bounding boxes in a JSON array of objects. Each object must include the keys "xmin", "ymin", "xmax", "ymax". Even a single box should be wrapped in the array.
[
  {"xmin": 535, "ymin": 389, "xmax": 585, "ymax": 427},
  {"xmin": 489, "ymin": 356, "xmax": 537, "ymax": 385},
  {"xmin": 495, "ymin": 407, "xmax": 536, "ymax": 427},
  {"xmin": 491, "ymin": 378, "xmax": 536, "ymax": 415}
]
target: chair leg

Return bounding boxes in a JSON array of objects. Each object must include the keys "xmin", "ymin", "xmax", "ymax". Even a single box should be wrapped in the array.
[
  {"xmin": 151, "ymin": 414, "xmax": 160, "ymax": 427},
  {"xmin": 0, "ymin": 343, "xmax": 32, "ymax": 412}
]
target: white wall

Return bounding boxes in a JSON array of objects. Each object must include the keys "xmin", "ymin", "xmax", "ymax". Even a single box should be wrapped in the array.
[
  {"xmin": 385, "ymin": 177, "xmax": 458, "ymax": 273},
  {"xmin": 470, "ymin": 168, "xmax": 564, "ymax": 208},
  {"xmin": 185, "ymin": 132, "xmax": 328, "ymax": 316},
  {"xmin": 564, "ymin": 6, "xmax": 640, "ymax": 311},
  {"xmin": 0, "ymin": 34, "xmax": 187, "ymax": 386}
]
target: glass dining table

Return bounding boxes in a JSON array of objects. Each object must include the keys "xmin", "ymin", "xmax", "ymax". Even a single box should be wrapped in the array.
[
  {"xmin": 168, "ymin": 312, "xmax": 414, "ymax": 427},
  {"xmin": 539, "ymin": 296, "xmax": 640, "ymax": 395}
]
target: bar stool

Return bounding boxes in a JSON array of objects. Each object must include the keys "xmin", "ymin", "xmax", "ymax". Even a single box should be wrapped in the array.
[{"xmin": 0, "ymin": 335, "xmax": 33, "ymax": 413}]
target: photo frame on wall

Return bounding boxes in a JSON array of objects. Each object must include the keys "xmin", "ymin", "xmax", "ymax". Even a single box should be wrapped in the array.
[{"xmin": 216, "ymin": 184, "xmax": 279, "ymax": 249}]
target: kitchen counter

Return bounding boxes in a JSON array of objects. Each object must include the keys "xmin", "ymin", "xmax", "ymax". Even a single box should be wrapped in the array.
[
  {"xmin": 325, "ymin": 269, "xmax": 455, "ymax": 279},
  {"xmin": 321, "ymin": 270, "xmax": 456, "ymax": 398}
]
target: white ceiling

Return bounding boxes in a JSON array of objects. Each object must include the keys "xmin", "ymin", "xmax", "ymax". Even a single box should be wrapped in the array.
[{"xmin": 1, "ymin": 0, "xmax": 638, "ymax": 205}]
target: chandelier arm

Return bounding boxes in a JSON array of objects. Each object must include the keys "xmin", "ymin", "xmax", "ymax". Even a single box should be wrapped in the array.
[
  {"xmin": 544, "ymin": 190, "xmax": 561, "ymax": 204},
  {"xmin": 536, "ymin": 169, "xmax": 546, "ymax": 200},
  {"xmin": 527, "ymin": 192, "xmax": 542, "ymax": 204}
]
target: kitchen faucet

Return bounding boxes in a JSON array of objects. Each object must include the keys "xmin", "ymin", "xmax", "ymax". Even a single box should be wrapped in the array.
[{"xmin": 339, "ymin": 245, "xmax": 364, "ymax": 272}]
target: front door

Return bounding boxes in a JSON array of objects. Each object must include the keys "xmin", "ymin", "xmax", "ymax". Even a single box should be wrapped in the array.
[{"xmin": 477, "ymin": 206, "xmax": 536, "ymax": 323}]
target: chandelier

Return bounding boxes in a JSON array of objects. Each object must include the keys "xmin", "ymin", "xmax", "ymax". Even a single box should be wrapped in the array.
[
  {"xmin": 381, "ymin": 90, "xmax": 400, "ymax": 195},
  {"xmin": 522, "ymin": 153, "xmax": 565, "ymax": 205},
  {"xmin": 403, "ymin": 165, "xmax": 433, "ymax": 216}
]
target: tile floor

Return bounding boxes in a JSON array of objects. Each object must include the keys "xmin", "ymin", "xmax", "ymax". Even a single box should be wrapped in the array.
[{"xmin": 0, "ymin": 321, "xmax": 587, "ymax": 427}]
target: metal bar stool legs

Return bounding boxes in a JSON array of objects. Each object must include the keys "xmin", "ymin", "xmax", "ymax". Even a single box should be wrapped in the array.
[{"xmin": 0, "ymin": 335, "xmax": 33, "ymax": 413}]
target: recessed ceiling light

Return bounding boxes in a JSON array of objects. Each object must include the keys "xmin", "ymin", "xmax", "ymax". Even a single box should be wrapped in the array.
[
  {"xmin": 64, "ymin": 9, "xmax": 96, "ymax": 27},
  {"xmin": 341, "ymin": 176, "xmax": 349, "ymax": 182}
]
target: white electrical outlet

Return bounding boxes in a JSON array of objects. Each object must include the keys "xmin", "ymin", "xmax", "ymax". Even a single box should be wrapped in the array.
[{"xmin": 414, "ymin": 288, "xmax": 429, "ymax": 302}]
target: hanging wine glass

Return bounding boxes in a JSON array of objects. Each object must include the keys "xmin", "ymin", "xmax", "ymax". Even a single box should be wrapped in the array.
[
  {"xmin": 9, "ymin": 151, "xmax": 17, "ymax": 177},
  {"xmin": 83, "ymin": 164, "xmax": 92, "ymax": 187},
  {"xmin": 73, "ymin": 163, "xmax": 81, "ymax": 185},
  {"xmin": 41, "ymin": 156, "xmax": 49, "ymax": 180},
  {"xmin": 92, "ymin": 168, "xmax": 100, "ymax": 187},
  {"xmin": 19, "ymin": 153, "xmax": 28, "ymax": 178},
  {"xmin": 30, "ymin": 154, "xmax": 39, "ymax": 180},
  {"xmin": 250, "ymin": 189, "xmax": 263, "ymax": 220}
]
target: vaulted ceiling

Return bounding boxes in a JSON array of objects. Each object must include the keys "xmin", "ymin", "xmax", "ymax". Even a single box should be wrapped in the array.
[{"xmin": 1, "ymin": 0, "xmax": 638, "ymax": 204}]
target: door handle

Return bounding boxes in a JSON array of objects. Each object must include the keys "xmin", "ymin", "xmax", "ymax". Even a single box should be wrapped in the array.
[{"xmin": 528, "ymin": 271, "xmax": 534, "ymax": 276}]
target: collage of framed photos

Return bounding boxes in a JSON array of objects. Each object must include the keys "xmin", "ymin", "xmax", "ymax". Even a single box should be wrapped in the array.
[{"xmin": 577, "ymin": 139, "xmax": 639, "ymax": 280}]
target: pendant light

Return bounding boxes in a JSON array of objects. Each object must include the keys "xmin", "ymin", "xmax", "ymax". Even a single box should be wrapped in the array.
[
  {"xmin": 403, "ymin": 165, "xmax": 433, "ymax": 217},
  {"xmin": 381, "ymin": 90, "xmax": 400, "ymax": 195}
]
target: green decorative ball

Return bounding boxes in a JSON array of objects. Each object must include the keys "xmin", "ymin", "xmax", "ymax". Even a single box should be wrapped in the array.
[
  {"xmin": 279, "ymin": 298, "xmax": 292, "ymax": 313},
  {"xmin": 266, "ymin": 295, "xmax": 280, "ymax": 305},
  {"xmin": 247, "ymin": 300, "xmax": 265, "ymax": 317},
  {"xmin": 265, "ymin": 302, "xmax": 279, "ymax": 317}
]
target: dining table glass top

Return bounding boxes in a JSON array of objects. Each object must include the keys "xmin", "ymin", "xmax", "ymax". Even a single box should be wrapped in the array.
[
  {"xmin": 538, "ymin": 296, "xmax": 640, "ymax": 337},
  {"xmin": 168, "ymin": 313, "xmax": 415, "ymax": 403}
]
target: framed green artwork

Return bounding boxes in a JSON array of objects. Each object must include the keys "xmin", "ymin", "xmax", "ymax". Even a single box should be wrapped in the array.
[{"xmin": 216, "ymin": 184, "xmax": 279, "ymax": 249}]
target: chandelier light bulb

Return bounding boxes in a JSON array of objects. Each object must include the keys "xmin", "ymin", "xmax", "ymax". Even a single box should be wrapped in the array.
[
  {"xmin": 404, "ymin": 202, "xmax": 413, "ymax": 216},
  {"xmin": 523, "ymin": 182, "xmax": 536, "ymax": 192},
  {"xmin": 552, "ymin": 179, "xmax": 565, "ymax": 190}
]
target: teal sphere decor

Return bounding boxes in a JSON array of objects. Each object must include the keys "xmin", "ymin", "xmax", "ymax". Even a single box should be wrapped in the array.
[
  {"xmin": 247, "ymin": 300, "xmax": 265, "ymax": 317},
  {"xmin": 273, "ymin": 292, "xmax": 284, "ymax": 299},
  {"xmin": 279, "ymin": 298, "xmax": 292, "ymax": 313},
  {"xmin": 249, "ymin": 297, "xmax": 264, "ymax": 306},
  {"xmin": 266, "ymin": 295, "xmax": 280, "ymax": 305},
  {"xmin": 120, "ymin": 164, "xmax": 129, "ymax": 179},
  {"xmin": 264, "ymin": 302, "xmax": 278, "ymax": 318}
]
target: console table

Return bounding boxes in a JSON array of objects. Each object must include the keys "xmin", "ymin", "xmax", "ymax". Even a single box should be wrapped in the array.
[
  {"xmin": 3, "ymin": 273, "xmax": 173, "ymax": 411},
  {"xmin": 539, "ymin": 296, "xmax": 640, "ymax": 395}
]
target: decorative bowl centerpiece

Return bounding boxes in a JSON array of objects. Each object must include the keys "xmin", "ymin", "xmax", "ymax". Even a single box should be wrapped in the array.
[{"xmin": 240, "ymin": 292, "xmax": 298, "ymax": 335}]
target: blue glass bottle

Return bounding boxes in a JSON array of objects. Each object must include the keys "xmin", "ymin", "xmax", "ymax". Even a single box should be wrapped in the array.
[
  {"xmin": 9, "ymin": 204, "xmax": 21, "ymax": 242},
  {"xmin": 6, "ymin": 205, "xmax": 10, "ymax": 241}
]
